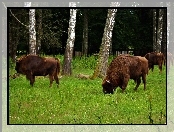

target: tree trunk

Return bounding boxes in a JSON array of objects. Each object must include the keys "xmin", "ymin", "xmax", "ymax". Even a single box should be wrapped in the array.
[
  {"xmin": 62, "ymin": 8, "xmax": 77, "ymax": 75},
  {"xmin": 153, "ymin": 9, "xmax": 157, "ymax": 52},
  {"xmin": 91, "ymin": 9, "xmax": 117, "ymax": 79},
  {"xmin": 36, "ymin": 9, "xmax": 42, "ymax": 55},
  {"xmin": 29, "ymin": 9, "xmax": 36, "ymax": 55},
  {"xmin": 156, "ymin": 9, "xmax": 164, "ymax": 52},
  {"xmin": 9, "ymin": 10, "xmax": 20, "ymax": 62},
  {"xmin": 82, "ymin": 9, "xmax": 88, "ymax": 56},
  {"xmin": 161, "ymin": 9, "xmax": 167, "ymax": 55}
]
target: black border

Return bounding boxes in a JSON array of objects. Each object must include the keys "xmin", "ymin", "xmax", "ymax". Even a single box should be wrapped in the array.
[{"xmin": 7, "ymin": 6, "xmax": 167, "ymax": 125}]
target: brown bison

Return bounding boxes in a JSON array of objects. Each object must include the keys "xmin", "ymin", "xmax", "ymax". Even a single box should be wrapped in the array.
[
  {"xmin": 102, "ymin": 54, "xmax": 148, "ymax": 94},
  {"xmin": 144, "ymin": 52, "xmax": 165, "ymax": 74},
  {"xmin": 15, "ymin": 54, "xmax": 60, "ymax": 87}
]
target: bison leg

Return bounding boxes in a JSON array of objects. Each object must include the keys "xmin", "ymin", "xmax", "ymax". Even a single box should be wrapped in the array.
[
  {"xmin": 158, "ymin": 65, "xmax": 162, "ymax": 74},
  {"xmin": 151, "ymin": 65, "xmax": 154, "ymax": 72},
  {"xmin": 142, "ymin": 74, "xmax": 146, "ymax": 90},
  {"xmin": 134, "ymin": 78, "xmax": 141, "ymax": 91},
  {"xmin": 49, "ymin": 75, "xmax": 54, "ymax": 87},
  {"xmin": 30, "ymin": 75, "xmax": 35, "ymax": 86},
  {"xmin": 54, "ymin": 73, "xmax": 59, "ymax": 87},
  {"xmin": 121, "ymin": 75, "xmax": 129, "ymax": 93}
]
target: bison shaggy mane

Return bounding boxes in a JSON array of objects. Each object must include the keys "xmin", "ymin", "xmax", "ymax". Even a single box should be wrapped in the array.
[{"xmin": 102, "ymin": 54, "xmax": 148, "ymax": 94}]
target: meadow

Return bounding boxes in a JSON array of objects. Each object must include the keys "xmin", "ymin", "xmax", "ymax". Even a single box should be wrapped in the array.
[{"xmin": 9, "ymin": 55, "xmax": 167, "ymax": 124}]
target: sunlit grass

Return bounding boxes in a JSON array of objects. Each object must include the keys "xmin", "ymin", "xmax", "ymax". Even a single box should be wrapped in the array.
[{"xmin": 9, "ymin": 55, "xmax": 166, "ymax": 124}]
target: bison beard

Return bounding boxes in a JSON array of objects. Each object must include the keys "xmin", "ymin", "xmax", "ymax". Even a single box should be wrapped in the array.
[
  {"xmin": 102, "ymin": 54, "xmax": 148, "ymax": 94},
  {"xmin": 15, "ymin": 54, "xmax": 60, "ymax": 87}
]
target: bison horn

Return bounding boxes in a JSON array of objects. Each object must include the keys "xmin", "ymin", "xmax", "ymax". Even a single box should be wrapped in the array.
[{"xmin": 106, "ymin": 80, "xmax": 110, "ymax": 83}]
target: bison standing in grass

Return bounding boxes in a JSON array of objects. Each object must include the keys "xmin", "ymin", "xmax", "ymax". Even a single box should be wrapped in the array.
[
  {"xmin": 15, "ymin": 54, "xmax": 60, "ymax": 87},
  {"xmin": 144, "ymin": 52, "xmax": 165, "ymax": 74},
  {"xmin": 102, "ymin": 54, "xmax": 148, "ymax": 94}
]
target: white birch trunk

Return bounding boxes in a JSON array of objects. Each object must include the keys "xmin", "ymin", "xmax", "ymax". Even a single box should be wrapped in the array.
[
  {"xmin": 29, "ymin": 9, "xmax": 36, "ymax": 54},
  {"xmin": 92, "ymin": 7, "xmax": 117, "ymax": 79},
  {"xmin": 153, "ymin": 9, "xmax": 157, "ymax": 51},
  {"xmin": 157, "ymin": 9, "xmax": 163, "ymax": 52},
  {"xmin": 62, "ymin": 2, "xmax": 77, "ymax": 75}
]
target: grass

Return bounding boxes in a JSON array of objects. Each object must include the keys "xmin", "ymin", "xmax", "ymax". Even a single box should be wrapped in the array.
[{"xmin": 9, "ymin": 55, "xmax": 167, "ymax": 124}]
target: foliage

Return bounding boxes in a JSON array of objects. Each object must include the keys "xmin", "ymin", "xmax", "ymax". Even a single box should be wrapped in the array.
[
  {"xmin": 9, "ymin": 8, "xmax": 158, "ymax": 55},
  {"xmin": 9, "ymin": 55, "xmax": 166, "ymax": 124}
]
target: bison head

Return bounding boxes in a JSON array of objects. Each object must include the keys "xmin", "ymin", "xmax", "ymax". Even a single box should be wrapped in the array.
[
  {"xmin": 15, "ymin": 60, "xmax": 20, "ymax": 73},
  {"xmin": 102, "ymin": 79, "xmax": 114, "ymax": 94},
  {"xmin": 15, "ymin": 58, "xmax": 24, "ymax": 74}
]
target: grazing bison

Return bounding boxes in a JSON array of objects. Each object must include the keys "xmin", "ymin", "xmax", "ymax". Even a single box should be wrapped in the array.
[
  {"xmin": 102, "ymin": 54, "xmax": 148, "ymax": 94},
  {"xmin": 15, "ymin": 54, "xmax": 60, "ymax": 87},
  {"xmin": 144, "ymin": 52, "xmax": 165, "ymax": 74}
]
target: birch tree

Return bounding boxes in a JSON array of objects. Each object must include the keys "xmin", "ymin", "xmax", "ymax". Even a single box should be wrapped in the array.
[
  {"xmin": 156, "ymin": 7, "xmax": 164, "ymax": 52},
  {"xmin": 153, "ymin": 9, "xmax": 157, "ymax": 52},
  {"xmin": 62, "ymin": 2, "xmax": 77, "ymax": 75},
  {"xmin": 29, "ymin": 9, "xmax": 36, "ymax": 54},
  {"xmin": 92, "ymin": 8, "xmax": 117, "ymax": 79},
  {"xmin": 25, "ymin": 2, "xmax": 37, "ymax": 54}
]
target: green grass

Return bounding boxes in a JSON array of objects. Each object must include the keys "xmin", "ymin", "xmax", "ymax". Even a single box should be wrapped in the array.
[{"xmin": 9, "ymin": 55, "xmax": 166, "ymax": 124}]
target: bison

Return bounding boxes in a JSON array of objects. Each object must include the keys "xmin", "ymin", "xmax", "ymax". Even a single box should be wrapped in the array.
[
  {"xmin": 102, "ymin": 54, "xmax": 148, "ymax": 94},
  {"xmin": 15, "ymin": 54, "xmax": 60, "ymax": 87},
  {"xmin": 144, "ymin": 52, "xmax": 165, "ymax": 74}
]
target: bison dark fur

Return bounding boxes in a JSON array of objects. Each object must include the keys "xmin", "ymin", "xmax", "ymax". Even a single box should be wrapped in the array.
[
  {"xmin": 15, "ymin": 54, "xmax": 60, "ymax": 87},
  {"xmin": 144, "ymin": 52, "xmax": 165, "ymax": 74},
  {"xmin": 102, "ymin": 54, "xmax": 148, "ymax": 94}
]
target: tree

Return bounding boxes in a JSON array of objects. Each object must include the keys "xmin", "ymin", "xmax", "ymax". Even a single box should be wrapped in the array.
[
  {"xmin": 36, "ymin": 9, "xmax": 42, "ymax": 55},
  {"xmin": 92, "ymin": 8, "xmax": 117, "ymax": 79},
  {"xmin": 9, "ymin": 9, "xmax": 20, "ymax": 62},
  {"xmin": 29, "ymin": 8, "xmax": 37, "ymax": 54},
  {"xmin": 161, "ymin": 8, "xmax": 167, "ymax": 55},
  {"xmin": 153, "ymin": 9, "xmax": 157, "ymax": 51},
  {"xmin": 156, "ymin": 8, "xmax": 164, "ymax": 52},
  {"xmin": 82, "ymin": 9, "xmax": 88, "ymax": 56},
  {"xmin": 25, "ymin": 1, "xmax": 37, "ymax": 55},
  {"xmin": 62, "ymin": 3, "xmax": 77, "ymax": 75}
]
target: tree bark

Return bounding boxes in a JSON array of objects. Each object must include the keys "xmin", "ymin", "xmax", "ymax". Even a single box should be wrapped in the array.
[
  {"xmin": 82, "ymin": 9, "xmax": 88, "ymax": 56},
  {"xmin": 36, "ymin": 9, "xmax": 42, "ymax": 55},
  {"xmin": 161, "ymin": 9, "xmax": 167, "ymax": 55},
  {"xmin": 9, "ymin": 10, "xmax": 20, "ymax": 62},
  {"xmin": 153, "ymin": 9, "xmax": 157, "ymax": 52},
  {"xmin": 91, "ymin": 9, "xmax": 117, "ymax": 79},
  {"xmin": 156, "ymin": 9, "xmax": 164, "ymax": 52},
  {"xmin": 29, "ymin": 9, "xmax": 36, "ymax": 55},
  {"xmin": 62, "ymin": 8, "xmax": 77, "ymax": 75}
]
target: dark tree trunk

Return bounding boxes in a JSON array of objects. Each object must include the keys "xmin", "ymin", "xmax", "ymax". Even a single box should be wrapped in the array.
[
  {"xmin": 9, "ymin": 10, "xmax": 20, "ymax": 62},
  {"xmin": 36, "ymin": 9, "xmax": 42, "ymax": 55},
  {"xmin": 161, "ymin": 9, "xmax": 167, "ymax": 56},
  {"xmin": 153, "ymin": 9, "xmax": 157, "ymax": 52},
  {"xmin": 82, "ymin": 9, "xmax": 88, "ymax": 56}
]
